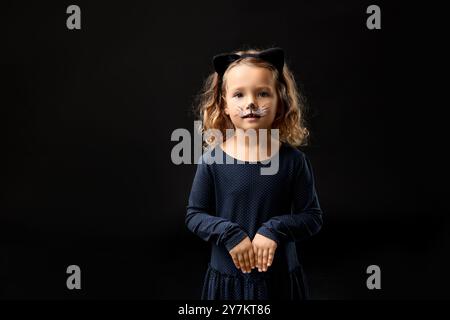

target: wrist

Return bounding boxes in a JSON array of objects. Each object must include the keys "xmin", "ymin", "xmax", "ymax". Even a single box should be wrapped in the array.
[
  {"xmin": 256, "ymin": 226, "xmax": 280, "ymax": 246},
  {"xmin": 223, "ymin": 227, "xmax": 248, "ymax": 252}
]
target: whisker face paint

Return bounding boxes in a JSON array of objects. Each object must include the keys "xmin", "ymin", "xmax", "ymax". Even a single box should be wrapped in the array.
[{"xmin": 237, "ymin": 103, "xmax": 271, "ymax": 118}]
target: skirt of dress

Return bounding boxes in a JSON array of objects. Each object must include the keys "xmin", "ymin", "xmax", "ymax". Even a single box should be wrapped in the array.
[{"xmin": 201, "ymin": 262, "xmax": 309, "ymax": 300}]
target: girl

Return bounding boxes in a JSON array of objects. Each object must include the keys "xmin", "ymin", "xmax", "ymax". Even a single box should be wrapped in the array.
[{"xmin": 185, "ymin": 47, "xmax": 323, "ymax": 300}]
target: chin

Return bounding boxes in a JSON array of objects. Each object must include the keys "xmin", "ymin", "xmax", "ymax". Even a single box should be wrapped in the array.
[
  {"xmin": 242, "ymin": 124, "xmax": 270, "ymax": 131},
  {"xmin": 232, "ymin": 119, "xmax": 271, "ymax": 131}
]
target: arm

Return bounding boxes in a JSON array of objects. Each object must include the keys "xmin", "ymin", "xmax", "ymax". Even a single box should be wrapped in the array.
[
  {"xmin": 256, "ymin": 152, "xmax": 323, "ymax": 245},
  {"xmin": 185, "ymin": 156, "xmax": 248, "ymax": 252}
]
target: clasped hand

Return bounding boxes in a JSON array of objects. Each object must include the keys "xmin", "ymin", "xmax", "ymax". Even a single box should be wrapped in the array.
[{"xmin": 228, "ymin": 233, "xmax": 277, "ymax": 273}]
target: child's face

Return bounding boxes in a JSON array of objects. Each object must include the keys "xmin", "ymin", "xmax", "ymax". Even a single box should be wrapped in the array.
[{"xmin": 223, "ymin": 64, "xmax": 278, "ymax": 132}]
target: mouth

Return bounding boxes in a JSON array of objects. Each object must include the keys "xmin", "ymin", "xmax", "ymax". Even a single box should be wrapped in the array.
[{"xmin": 242, "ymin": 113, "xmax": 261, "ymax": 119}]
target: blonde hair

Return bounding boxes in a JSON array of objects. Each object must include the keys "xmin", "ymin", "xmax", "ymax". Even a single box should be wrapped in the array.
[{"xmin": 193, "ymin": 48, "xmax": 310, "ymax": 149}]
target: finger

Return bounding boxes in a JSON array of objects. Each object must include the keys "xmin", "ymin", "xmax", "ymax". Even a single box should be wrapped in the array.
[
  {"xmin": 262, "ymin": 248, "xmax": 268, "ymax": 271},
  {"xmin": 257, "ymin": 248, "xmax": 263, "ymax": 271},
  {"xmin": 231, "ymin": 254, "xmax": 240, "ymax": 269},
  {"xmin": 237, "ymin": 253, "xmax": 245, "ymax": 272},
  {"xmin": 248, "ymin": 247, "xmax": 256, "ymax": 269},
  {"xmin": 243, "ymin": 252, "xmax": 250, "ymax": 273},
  {"xmin": 267, "ymin": 247, "xmax": 275, "ymax": 267},
  {"xmin": 252, "ymin": 243, "xmax": 259, "ymax": 268}
]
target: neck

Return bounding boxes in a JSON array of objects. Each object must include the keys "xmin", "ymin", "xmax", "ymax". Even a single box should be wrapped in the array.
[{"xmin": 230, "ymin": 129, "xmax": 280, "ymax": 160}]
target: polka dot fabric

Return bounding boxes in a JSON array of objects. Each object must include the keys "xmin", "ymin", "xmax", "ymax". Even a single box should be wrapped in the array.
[{"xmin": 185, "ymin": 142, "xmax": 323, "ymax": 300}]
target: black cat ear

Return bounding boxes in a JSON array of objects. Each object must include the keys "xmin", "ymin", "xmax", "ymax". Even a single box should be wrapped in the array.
[
  {"xmin": 212, "ymin": 53, "xmax": 241, "ymax": 77},
  {"xmin": 212, "ymin": 47, "xmax": 285, "ymax": 77},
  {"xmin": 258, "ymin": 47, "xmax": 285, "ymax": 74}
]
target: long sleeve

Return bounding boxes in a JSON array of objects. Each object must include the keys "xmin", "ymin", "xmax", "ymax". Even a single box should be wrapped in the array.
[
  {"xmin": 256, "ymin": 152, "xmax": 323, "ymax": 244},
  {"xmin": 185, "ymin": 156, "xmax": 248, "ymax": 252}
]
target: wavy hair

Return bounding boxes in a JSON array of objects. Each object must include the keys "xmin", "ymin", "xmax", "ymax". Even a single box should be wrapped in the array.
[{"xmin": 193, "ymin": 48, "xmax": 310, "ymax": 150}]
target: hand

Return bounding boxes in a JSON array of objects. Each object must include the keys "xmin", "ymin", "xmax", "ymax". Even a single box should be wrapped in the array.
[
  {"xmin": 252, "ymin": 233, "xmax": 277, "ymax": 272},
  {"xmin": 228, "ymin": 236, "xmax": 255, "ymax": 273}
]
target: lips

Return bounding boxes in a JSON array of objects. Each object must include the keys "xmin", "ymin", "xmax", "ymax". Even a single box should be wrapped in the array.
[{"xmin": 242, "ymin": 114, "xmax": 261, "ymax": 119}]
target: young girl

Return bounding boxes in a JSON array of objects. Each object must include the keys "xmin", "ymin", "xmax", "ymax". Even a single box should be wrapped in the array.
[{"xmin": 185, "ymin": 47, "xmax": 323, "ymax": 300}]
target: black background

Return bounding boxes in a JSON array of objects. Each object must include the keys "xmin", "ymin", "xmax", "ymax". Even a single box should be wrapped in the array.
[{"xmin": 1, "ymin": 1, "xmax": 448, "ymax": 299}]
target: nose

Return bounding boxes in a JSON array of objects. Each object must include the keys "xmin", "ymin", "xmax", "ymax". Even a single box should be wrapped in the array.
[{"xmin": 246, "ymin": 102, "xmax": 258, "ymax": 111}]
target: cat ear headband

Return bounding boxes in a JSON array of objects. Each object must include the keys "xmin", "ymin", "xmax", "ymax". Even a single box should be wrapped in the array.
[{"xmin": 212, "ymin": 47, "xmax": 285, "ymax": 78}]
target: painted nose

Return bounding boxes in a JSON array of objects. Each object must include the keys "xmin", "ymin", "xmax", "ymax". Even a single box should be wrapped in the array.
[{"xmin": 246, "ymin": 102, "xmax": 258, "ymax": 111}]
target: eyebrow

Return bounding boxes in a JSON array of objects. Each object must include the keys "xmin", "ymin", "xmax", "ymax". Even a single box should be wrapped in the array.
[{"xmin": 229, "ymin": 85, "xmax": 273, "ymax": 91}]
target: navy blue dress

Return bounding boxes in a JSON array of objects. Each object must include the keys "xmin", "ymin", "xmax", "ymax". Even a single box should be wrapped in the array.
[{"xmin": 185, "ymin": 142, "xmax": 323, "ymax": 300}]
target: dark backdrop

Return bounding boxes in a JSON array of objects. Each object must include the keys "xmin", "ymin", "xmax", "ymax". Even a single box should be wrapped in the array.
[{"xmin": 1, "ymin": 1, "xmax": 448, "ymax": 299}]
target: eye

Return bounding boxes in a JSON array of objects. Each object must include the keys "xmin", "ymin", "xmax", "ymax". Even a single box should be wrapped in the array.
[
  {"xmin": 259, "ymin": 91, "xmax": 270, "ymax": 97},
  {"xmin": 233, "ymin": 92, "xmax": 243, "ymax": 98}
]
